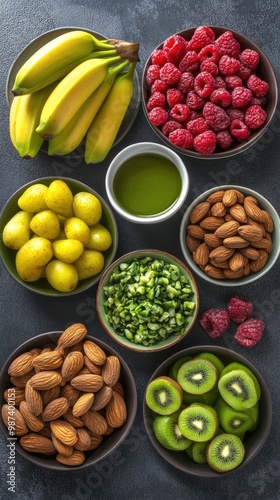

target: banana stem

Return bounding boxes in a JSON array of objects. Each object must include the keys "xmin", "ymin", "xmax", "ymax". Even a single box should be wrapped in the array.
[
  {"xmin": 91, "ymin": 49, "xmax": 118, "ymax": 58},
  {"xmin": 105, "ymin": 40, "xmax": 140, "ymax": 62}
]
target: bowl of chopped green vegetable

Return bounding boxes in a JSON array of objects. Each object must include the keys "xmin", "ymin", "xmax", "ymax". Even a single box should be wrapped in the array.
[{"xmin": 96, "ymin": 249, "xmax": 199, "ymax": 352}]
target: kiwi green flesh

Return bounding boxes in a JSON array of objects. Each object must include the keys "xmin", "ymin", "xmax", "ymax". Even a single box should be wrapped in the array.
[
  {"xmin": 215, "ymin": 398, "xmax": 255, "ymax": 434},
  {"xmin": 145, "ymin": 377, "xmax": 182, "ymax": 415},
  {"xmin": 168, "ymin": 356, "xmax": 193, "ymax": 380},
  {"xmin": 220, "ymin": 362, "xmax": 261, "ymax": 400},
  {"xmin": 195, "ymin": 352, "xmax": 225, "ymax": 377},
  {"xmin": 178, "ymin": 405, "xmax": 218, "ymax": 442},
  {"xmin": 207, "ymin": 433, "xmax": 245, "ymax": 472},
  {"xmin": 153, "ymin": 411, "xmax": 192, "ymax": 451},
  {"xmin": 218, "ymin": 369, "xmax": 258, "ymax": 411},
  {"xmin": 177, "ymin": 359, "xmax": 218, "ymax": 395},
  {"xmin": 191, "ymin": 440, "xmax": 209, "ymax": 464}
]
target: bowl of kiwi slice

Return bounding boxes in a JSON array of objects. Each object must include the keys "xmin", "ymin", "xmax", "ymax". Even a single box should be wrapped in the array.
[{"xmin": 143, "ymin": 345, "xmax": 271, "ymax": 477}]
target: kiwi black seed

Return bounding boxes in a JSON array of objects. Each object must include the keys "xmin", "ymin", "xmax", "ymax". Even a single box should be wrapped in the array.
[
  {"xmin": 206, "ymin": 433, "xmax": 245, "ymax": 472},
  {"xmin": 178, "ymin": 404, "xmax": 218, "ymax": 442},
  {"xmin": 218, "ymin": 369, "xmax": 258, "ymax": 411},
  {"xmin": 168, "ymin": 356, "xmax": 193, "ymax": 380},
  {"xmin": 145, "ymin": 376, "xmax": 183, "ymax": 415},
  {"xmin": 215, "ymin": 397, "xmax": 254, "ymax": 435},
  {"xmin": 220, "ymin": 362, "xmax": 261, "ymax": 400},
  {"xmin": 153, "ymin": 410, "xmax": 193, "ymax": 451},
  {"xmin": 177, "ymin": 358, "xmax": 218, "ymax": 395}
]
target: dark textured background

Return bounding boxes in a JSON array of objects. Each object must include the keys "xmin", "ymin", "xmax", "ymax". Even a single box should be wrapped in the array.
[{"xmin": 0, "ymin": 0, "xmax": 280, "ymax": 498}]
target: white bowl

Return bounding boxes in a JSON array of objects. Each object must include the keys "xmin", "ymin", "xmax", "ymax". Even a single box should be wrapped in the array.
[{"xmin": 105, "ymin": 142, "xmax": 189, "ymax": 224}]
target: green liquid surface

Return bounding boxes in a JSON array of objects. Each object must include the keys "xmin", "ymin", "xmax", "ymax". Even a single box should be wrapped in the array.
[{"xmin": 113, "ymin": 153, "xmax": 182, "ymax": 217}]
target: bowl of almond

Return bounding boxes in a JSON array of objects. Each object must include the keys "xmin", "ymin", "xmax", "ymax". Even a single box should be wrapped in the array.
[
  {"xmin": 180, "ymin": 185, "xmax": 280, "ymax": 285},
  {"xmin": 0, "ymin": 323, "xmax": 137, "ymax": 470}
]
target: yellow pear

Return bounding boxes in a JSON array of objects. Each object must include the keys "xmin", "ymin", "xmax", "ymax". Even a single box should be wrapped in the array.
[
  {"xmin": 74, "ymin": 249, "xmax": 104, "ymax": 279},
  {"xmin": 3, "ymin": 211, "xmax": 33, "ymax": 250},
  {"xmin": 86, "ymin": 223, "xmax": 112, "ymax": 251},
  {"xmin": 45, "ymin": 260, "xmax": 79, "ymax": 292},
  {"xmin": 64, "ymin": 217, "xmax": 90, "ymax": 245},
  {"xmin": 15, "ymin": 237, "xmax": 53, "ymax": 281},
  {"xmin": 52, "ymin": 239, "xmax": 84, "ymax": 263},
  {"xmin": 45, "ymin": 180, "xmax": 74, "ymax": 218},
  {"xmin": 73, "ymin": 191, "xmax": 102, "ymax": 226},
  {"xmin": 18, "ymin": 184, "xmax": 48, "ymax": 213},
  {"xmin": 30, "ymin": 210, "xmax": 60, "ymax": 240}
]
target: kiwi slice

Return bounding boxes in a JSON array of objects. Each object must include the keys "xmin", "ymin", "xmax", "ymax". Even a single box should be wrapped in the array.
[
  {"xmin": 195, "ymin": 352, "xmax": 225, "ymax": 377},
  {"xmin": 218, "ymin": 369, "xmax": 258, "ymax": 411},
  {"xmin": 206, "ymin": 433, "xmax": 245, "ymax": 472},
  {"xmin": 220, "ymin": 362, "xmax": 261, "ymax": 400},
  {"xmin": 153, "ymin": 410, "xmax": 192, "ymax": 451},
  {"xmin": 215, "ymin": 397, "xmax": 254, "ymax": 435},
  {"xmin": 168, "ymin": 356, "xmax": 193, "ymax": 380},
  {"xmin": 191, "ymin": 440, "xmax": 209, "ymax": 464},
  {"xmin": 178, "ymin": 404, "xmax": 218, "ymax": 442},
  {"xmin": 177, "ymin": 358, "xmax": 218, "ymax": 395},
  {"xmin": 243, "ymin": 402, "xmax": 259, "ymax": 431},
  {"xmin": 145, "ymin": 376, "xmax": 183, "ymax": 415}
]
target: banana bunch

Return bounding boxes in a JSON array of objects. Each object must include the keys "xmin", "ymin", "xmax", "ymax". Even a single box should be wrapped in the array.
[{"xmin": 9, "ymin": 29, "xmax": 139, "ymax": 161}]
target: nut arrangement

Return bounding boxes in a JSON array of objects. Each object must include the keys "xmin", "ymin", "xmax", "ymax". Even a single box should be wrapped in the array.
[
  {"xmin": 1, "ymin": 323, "xmax": 127, "ymax": 466},
  {"xmin": 185, "ymin": 188, "xmax": 274, "ymax": 279}
]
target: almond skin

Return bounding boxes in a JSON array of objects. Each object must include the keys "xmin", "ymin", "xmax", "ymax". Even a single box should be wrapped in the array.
[
  {"xmin": 56, "ymin": 450, "xmax": 85, "ymax": 466},
  {"xmin": 81, "ymin": 410, "xmax": 108, "ymax": 435},
  {"xmin": 192, "ymin": 242, "xmax": 209, "ymax": 266},
  {"xmin": 25, "ymin": 381, "xmax": 43, "ymax": 416},
  {"xmin": 222, "ymin": 189, "xmax": 238, "ymax": 206},
  {"xmin": 101, "ymin": 356, "xmax": 121, "ymax": 387},
  {"xmin": 240, "ymin": 246, "xmax": 260, "ymax": 260},
  {"xmin": 204, "ymin": 264, "xmax": 225, "ymax": 280},
  {"xmin": 238, "ymin": 225, "xmax": 263, "ymax": 242},
  {"xmin": 229, "ymin": 204, "xmax": 247, "ymax": 223},
  {"xmin": 214, "ymin": 220, "xmax": 240, "ymax": 238},
  {"xmin": 83, "ymin": 340, "xmax": 107, "ymax": 366},
  {"xmin": 20, "ymin": 433, "xmax": 56, "ymax": 455},
  {"xmin": 189, "ymin": 201, "xmax": 211, "ymax": 224},
  {"xmin": 8, "ymin": 352, "xmax": 35, "ymax": 377},
  {"xmin": 84, "ymin": 355, "xmax": 102, "ymax": 375},
  {"xmin": 87, "ymin": 433, "xmax": 104, "ymax": 450},
  {"xmin": 204, "ymin": 233, "xmax": 223, "ymax": 248},
  {"xmin": 105, "ymin": 391, "xmax": 127, "ymax": 428},
  {"xmin": 58, "ymin": 323, "xmax": 88, "ymax": 348},
  {"xmin": 19, "ymin": 401, "xmax": 45, "ymax": 432},
  {"xmin": 200, "ymin": 216, "xmax": 225, "ymax": 231},
  {"xmin": 51, "ymin": 433, "xmax": 73, "ymax": 456},
  {"xmin": 50, "ymin": 419, "xmax": 78, "ymax": 446},
  {"xmin": 41, "ymin": 385, "xmax": 61, "ymax": 408},
  {"xmin": 28, "ymin": 371, "xmax": 62, "ymax": 390},
  {"xmin": 91, "ymin": 386, "xmax": 113, "ymax": 411},
  {"xmin": 250, "ymin": 249, "xmax": 269, "ymax": 272},
  {"xmin": 42, "ymin": 397, "xmax": 70, "ymax": 422},
  {"xmin": 229, "ymin": 251, "xmax": 248, "ymax": 272},
  {"xmin": 33, "ymin": 351, "xmax": 63, "ymax": 371},
  {"xmin": 2, "ymin": 404, "xmax": 29, "ymax": 436},
  {"xmin": 4, "ymin": 387, "xmax": 25, "ymax": 406},
  {"xmin": 211, "ymin": 202, "xmax": 226, "ymax": 217},
  {"xmin": 73, "ymin": 427, "xmax": 92, "ymax": 451},
  {"xmin": 187, "ymin": 224, "xmax": 206, "ymax": 239},
  {"xmin": 223, "ymin": 236, "xmax": 250, "ymax": 248},
  {"xmin": 206, "ymin": 190, "xmax": 226, "ymax": 204},
  {"xmin": 72, "ymin": 393, "xmax": 94, "ymax": 417},
  {"xmin": 261, "ymin": 210, "xmax": 274, "ymax": 233},
  {"xmin": 61, "ymin": 351, "xmax": 84, "ymax": 381},
  {"xmin": 63, "ymin": 408, "xmax": 84, "ymax": 428},
  {"xmin": 60, "ymin": 384, "xmax": 81, "ymax": 407},
  {"xmin": 70, "ymin": 374, "xmax": 104, "ymax": 392},
  {"xmin": 223, "ymin": 268, "xmax": 245, "ymax": 279},
  {"xmin": 10, "ymin": 371, "xmax": 35, "ymax": 388},
  {"xmin": 209, "ymin": 246, "xmax": 235, "ymax": 262},
  {"xmin": 244, "ymin": 198, "xmax": 264, "ymax": 222},
  {"xmin": 186, "ymin": 233, "xmax": 201, "ymax": 253}
]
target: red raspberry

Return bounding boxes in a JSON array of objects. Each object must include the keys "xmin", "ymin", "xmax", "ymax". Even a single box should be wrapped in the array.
[
  {"xmin": 225, "ymin": 75, "xmax": 243, "ymax": 89},
  {"xmin": 226, "ymin": 108, "xmax": 245, "ymax": 122},
  {"xmin": 203, "ymin": 102, "xmax": 230, "ymax": 131},
  {"xmin": 230, "ymin": 119, "xmax": 250, "ymax": 141},
  {"xmin": 169, "ymin": 128, "xmax": 194, "ymax": 149},
  {"xmin": 227, "ymin": 296, "xmax": 254, "ymax": 323},
  {"xmin": 177, "ymin": 72, "xmax": 194, "ymax": 93},
  {"xmin": 159, "ymin": 62, "xmax": 181, "ymax": 84},
  {"xmin": 219, "ymin": 55, "xmax": 241, "ymax": 76},
  {"xmin": 146, "ymin": 65, "xmax": 161, "ymax": 86},
  {"xmin": 170, "ymin": 103, "xmax": 190, "ymax": 122},
  {"xmin": 234, "ymin": 317, "xmax": 265, "ymax": 347},
  {"xmin": 151, "ymin": 79, "xmax": 170, "ymax": 94},
  {"xmin": 216, "ymin": 130, "xmax": 233, "ymax": 149},
  {"xmin": 239, "ymin": 48, "xmax": 260, "ymax": 70},
  {"xmin": 199, "ymin": 308, "xmax": 230, "ymax": 339},
  {"xmin": 186, "ymin": 90, "xmax": 206, "ymax": 110},
  {"xmin": 166, "ymin": 88, "xmax": 185, "ymax": 108},
  {"xmin": 148, "ymin": 107, "xmax": 169, "ymax": 126},
  {"xmin": 210, "ymin": 88, "xmax": 231, "ymax": 107},
  {"xmin": 198, "ymin": 44, "xmax": 221, "ymax": 63},
  {"xmin": 251, "ymin": 96, "xmax": 267, "ymax": 106},
  {"xmin": 161, "ymin": 120, "xmax": 183, "ymax": 136},
  {"xmin": 247, "ymin": 74, "xmax": 270, "ymax": 97},
  {"xmin": 163, "ymin": 34, "xmax": 187, "ymax": 64},
  {"xmin": 188, "ymin": 110, "xmax": 203, "ymax": 121},
  {"xmin": 187, "ymin": 117, "xmax": 209, "ymax": 135},
  {"xmin": 193, "ymin": 130, "xmax": 217, "ymax": 154},
  {"xmin": 194, "ymin": 71, "xmax": 215, "ymax": 98},
  {"xmin": 231, "ymin": 86, "xmax": 253, "ymax": 108},
  {"xmin": 215, "ymin": 31, "xmax": 241, "ymax": 58},
  {"xmin": 151, "ymin": 49, "xmax": 168, "ymax": 67},
  {"xmin": 179, "ymin": 50, "xmax": 199, "ymax": 73},
  {"xmin": 200, "ymin": 60, "xmax": 219, "ymax": 76},
  {"xmin": 245, "ymin": 104, "xmax": 267, "ymax": 129},
  {"xmin": 147, "ymin": 91, "xmax": 166, "ymax": 110},
  {"xmin": 214, "ymin": 76, "xmax": 227, "ymax": 89},
  {"xmin": 190, "ymin": 26, "xmax": 215, "ymax": 50},
  {"xmin": 237, "ymin": 63, "xmax": 252, "ymax": 81}
]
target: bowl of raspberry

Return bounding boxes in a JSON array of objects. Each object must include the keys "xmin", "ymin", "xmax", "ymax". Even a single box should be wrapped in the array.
[
  {"xmin": 142, "ymin": 26, "xmax": 278, "ymax": 159},
  {"xmin": 179, "ymin": 185, "xmax": 280, "ymax": 286}
]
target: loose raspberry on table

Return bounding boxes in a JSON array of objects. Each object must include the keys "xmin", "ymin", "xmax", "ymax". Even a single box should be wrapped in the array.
[
  {"xmin": 177, "ymin": 71, "xmax": 195, "ymax": 93},
  {"xmin": 190, "ymin": 26, "xmax": 216, "ymax": 50},
  {"xmin": 244, "ymin": 104, "xmax": 267, "ymax": 129},
  {"xmin": 194, "ymin": 71, "xmax": 215, "ymax": 98},
  {"xmin": 151, "ymin": 49, "xmax": 168, "ymax": 67},
  {"xmin": 230, "ymin": 119, "xmax": 250, "ymax": 141},
  {"xmin": 169, "ymin": 128, "xmax": 194, "ymax": 149},
  {"xmin": 166, "ymin": 88, "xmax": 185, "ymax": 108},
  {"xmin": 159, "ymin": 62, "xmax": 182, "ymax": 84},
  {"xmin": 214, "ymin": 76, "xmax": 227, "ymax": 89},
  {"xmin": 239, "ymin": 48, "xmax": 260, "ymax": 69},
  {"xmin": 186, "ymin": 90, "xmax": 206, "ymax": 110},
  {"xmin": 225, "ymin": 75, "xmax": 243, "ymax": 89},
  {"xmin": 247, "ymin": 74, "xmax": 270, "ymax": 97},
  {"xmin": 198, "ymin": 43, "xmax": 221, "ymax": 63},
  {"xmin": 210, "ymin": 88, "xmax": 231, "ymax": 107},
  {"xmin": 215, "ymin": 30, "xmax": 241, "ymax": 58},
  {"xmin": 234, "ymin": 317, "xmax": 265, "ymax": 347},
  {"xmin": 147, "ymin": 91, "xmax": 166, "ymax": 110},
  {"xmin": 179, "ymin": 50, "xmax": 199, "ymax": 73},
  {"xmin": 219, "ymin": 55, "xmax": 241, "ymax": 76},
  {"xmin": 200, "ymin": 59, "xmax": 219, "ymax": 76},
  {"xmin": 203, "ymin": 102, "xmax": 231, "ymax": 131},
  {"xmin": 193, "ymin": 130, "xmax": 217, "ymax": 154},
  {"xmin": 237, "ymin": 63, "xmax": 252, "ymax": 81},
  {"xmin": 150, "ymin": 79, "xmax": 170, "ymax": 94},
  {"xmin": 187, "ymin": 117, "xmax": 209, "ymax": 135},
  {"xmin": 170, "ymin": 103, "xmax": 191, "ymax": 122},
  {"xmin": 148, "ymin": 107, "xmax": 169, "ymax": 126},
  {"xmin": 199, "ymin": 308, "xmax": 230, "ymax": 339},
  {"xmin": 161, "ymin": 120, "xmax": 183, "ymax": 136},
  {"xmin": 227, "ymin": 296, "xmax": 254, "ymax": 323},
  {"xmin": 231, "ymin": 86, "xmax": 253, "ymax": 108},
  {"xmin": 216, "ymin": 130, "xmax": 233, "ymax": 149},
  {"xmin": 146, "ymin": 64, "xmax": 161, "ymax": 86},
  {"xmin": 163, "ymin": 34, "xmax": 187, "ymax": 64}
]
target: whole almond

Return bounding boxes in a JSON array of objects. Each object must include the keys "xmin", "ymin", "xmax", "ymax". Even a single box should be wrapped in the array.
[
  {"xmin": 238, "ymin": 225, "xmax": 263, "ymax": 242},
  {"xmin": 223, "ymin": 236, "xmax": 249, "ymax": 248},
  {"xmin": 42, "ymin": 385, "xmax": 61, "ymax": 407},
  {"xmin": 71, "ymin": 374, "xmax": 103, "ymax": 392},
  {"xmin": 84, "ymin": 355, "xmax": 102, "ymax": 375},
  {"xmin": 10, "ymin": 371, "xmax": 35, "ymax": 388},
  {"xmin": 186, "ymin": 233, "xmax": 201, "ymax": 253},
  {"xmin": 102, "ymin": 356, "xmax": 121, "ymax": 387},
  {"xmin": 33, "ymin": 351, "xmax": 63, "ymax": 371},
  {"xmin": 83, "ymin": 340, "xmax": 107, "ymax": 366},
  {"xmin": 29, "ymin": 371, "xmax": 62, "ymax": 390},
  {"xmin": 67, "ymin": 341, "xmax": 84, "ymax": 354},
  {"xmin": 244, "ymin": 198, "xmax": 264, "ymax": 222},
  {"xmin": 112, "ymin": 382, "xmax": 125, "ymax": 398},
  {"xmin": 223, "ymin": 268, "xmax": 245, "ymax": 279},
  {"xmin": 214, "ymin": 220, "xmax": 240, "ymax": 238},
  {"xmin": 19, "ymin": 401, "xmax": 45, "ymax": 432},
  {"xmin": 204, "ymin": 264, "xmax": 225, "ymax": 280},
  {"xmin": 209, "ymin": 258, "xmax": 229, "ymax": 269},
  {"xmin": 229, "ymin": 251, "xmax": 248, "ymax": 272},
  {"xmin": 61, "ymin": 351, "xmax": 84, "ymax": 381},
  {"xmin": 42, "ymin": 397, "xmax": 70, "ymax": 422},
  {"xmin": 2, "ymin": 404, "xmax": 29, "ymax": 436},
  {"xmin": 247, "ymin": 217, "xmax": 266, "ymax": 236},
  {"xmin": 74, "ymin": 427, "xmax": 92, "ymax": 451},
  {"xmin": 20, "ymin": 433, "xmax": 56, "ymax": 455},
  {"xmin": 4, "ymin": 387, "xmax": 25, "ymax": 406},
  {"xmin": 8, "ymin": 352, "xmax": 35, "ymax": 377},
  {"xmin": 56, "ymin": 450, "xmax": 85, "ymax": 466},
  {"xmin": 87, "ymin": 433, "xmax": 104, "ymax": 450},
  {"xmin": 189, "ymin": 201, "xmax": 211, "ymax": 224},
  {"xmin": 204, "ymin": 233, "xmax": 223, "ymax": 248},
  {"xmin": 105, "ymin": 391, "xmax": 127, "ymax": 428},
  {"xmin": 211, "ymin": 202, "xmax": 226, "ymax": 217},
  {"xmin": 251, "ymin": 237, "xmax": 273, "ymax": 252},
  {"xmin": 250, "ymin": 249, "xmax": 269, "ymax": 272},
  {"xmin": 58, "ymin": 323, "xmax": 88, "ymax": 348},
  {"xmin": 261, "ymin": 210, "xmax": 274, "ymax": 233},
  {"xmin": 222, "ymin": 189, "xmax": 238, "ymax": 206},
  {"xmin": 187, "ymin": 224, "xmax": 206, "ymax": 239},
  {"xmin": 206, "ymin": 190, "xmax": 226, "ymax": 204},
  {"xmin": 50, "ymin": 419, "xmax": 78, "ymax": 446},
  {"xmin": 51, "ymin": 433, "xmax": 73, "ymax": 456},
  {"xmin": 193, "ymin": 242, "xmax": 210, "ymax": 266},
  {"xmin": 82, "ymin": 410, "xmax": 108, "ymax": 435},
  {"xmin": 240, "ymin": 246, "xmax": 260, "ymax": 260},
  {"xmin": 72, "ymin": 393, "xmax": 94, "ymax": 417},
  {"xmin": 25, "ymin": 381, "xmax": 43, "ymax": 416},
  {"xmin": 229, "ymin": 204, "xmax": 247, "ymax": 223},
  {"xmin": 60, "ymin": 384, "xmax": 81, "ymax": 407},
  {"xmin": 91, "ymin": 386, "xmax": 113, "ymax": 411},
  {"xmin": 200, "ymin": 216, "xmax": 225, "ymax": 231},
  {"xmin": 63, "ymin": 408, "xmax": 84, "ymax": 428},
  {"xmin": 209, "ymin": 246, "xmax": 235, "ymax": 262}
]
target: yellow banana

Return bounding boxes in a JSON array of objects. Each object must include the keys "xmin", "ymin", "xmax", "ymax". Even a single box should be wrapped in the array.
[
  {"xmin": 12, "ymin": 30, "xmax": 116, "ymax": 96},
  {"xmin": 85, "ymin": 62, "xmax": 136, "ymax": 164},
  {"xmin": 10, "ymin": 82, "xmax": 57, "ymax": 158},
  {"xmin": 36, "ymin": 55, "xmax": 122, "ymax": 141},
  {"xmin": 47, "ymin": 59, "xmax": 130, "ymax": 156}
]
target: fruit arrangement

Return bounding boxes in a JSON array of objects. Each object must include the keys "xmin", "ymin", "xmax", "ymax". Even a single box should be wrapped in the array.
[
  {"xmin": 2, "ymin": 179, "xmax": 114, "ymax": 292},
  {"xmin": 185, "ymin": 187, "xmax": 274, "ymax": 280},
  {"xmin": 144, "ymin": 26, "xmax": 270, "ymax": 154},
  {"xmin": 9, "ymin": 30, "xmax": 139, "ymax": 162},
  {"xmin": 145, "ymin": 351, "xmax": 261, "ymax": 473},
  {"xmin": 1, "ymin": 324, "xmax": 128, "ymax": 466}
]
